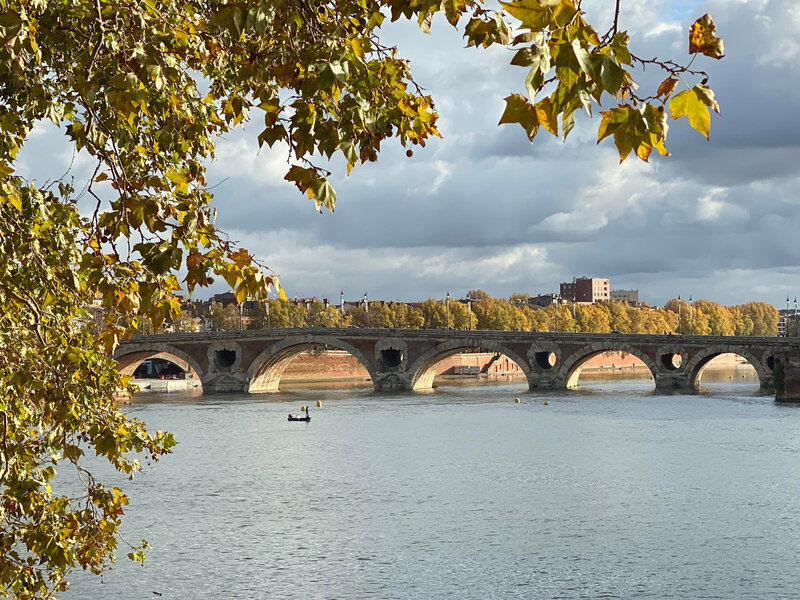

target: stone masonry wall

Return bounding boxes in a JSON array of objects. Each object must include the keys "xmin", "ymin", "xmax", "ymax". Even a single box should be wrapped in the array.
[{"xmin": 279, "ymin": 349, "xmax": 663, "ymax": 381}]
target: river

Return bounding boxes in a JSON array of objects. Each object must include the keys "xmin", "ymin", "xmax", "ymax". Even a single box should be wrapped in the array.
[{"xmin": 65, "ymin": 377, "xmax": 800, "ymax": 599}]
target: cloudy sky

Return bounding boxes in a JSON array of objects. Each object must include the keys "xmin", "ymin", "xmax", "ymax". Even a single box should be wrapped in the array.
[{"xmin": 19, "ymin": 0, "xmax": 800, "ymax": 307}]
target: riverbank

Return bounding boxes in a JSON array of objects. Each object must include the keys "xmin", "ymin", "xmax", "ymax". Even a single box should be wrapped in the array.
[{"xmin": 130, "ymin": 378, "xmax": 201, "ymax": 392}]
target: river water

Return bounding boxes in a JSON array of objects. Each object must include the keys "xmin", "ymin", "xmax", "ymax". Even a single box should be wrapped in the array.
[{"xmin": 65, "ymin": 378, "xmax": 800, "ymax": 600}]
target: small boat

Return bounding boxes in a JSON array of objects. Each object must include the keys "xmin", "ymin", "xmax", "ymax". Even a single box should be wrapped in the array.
[{"xmin": 288, "ymin": 414, "xmax": 310, "ymax": 422}]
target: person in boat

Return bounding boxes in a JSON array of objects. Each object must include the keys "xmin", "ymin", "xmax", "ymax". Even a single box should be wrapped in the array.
[{"xmin": 304, "ymin": 406, "xmax": 309, "ymax": 419}]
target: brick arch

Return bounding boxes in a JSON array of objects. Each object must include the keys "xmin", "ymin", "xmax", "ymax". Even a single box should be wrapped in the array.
[
  {"xmin": 247, "ymin": 335, "xmax": 377, "ymax": 392},
  {"xmin": 408, "ymin": 339, "xmax": 532, "ymax": 392},
  {"xmin": 683, "ymin": 346, "xmax": 769, "ymax": 389},
  {"xmin": 561, "ymin": 342, "xmax": 658, "ymax": 389},
  {"xmin": 114, "ymin": 344, "xmax": 205, "ymax": 380}
]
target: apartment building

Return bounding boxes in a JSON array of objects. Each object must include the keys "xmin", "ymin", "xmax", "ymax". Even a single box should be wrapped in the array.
[{"xmin": 560, "ymin": 277, "xmax": 610, "ymax": 303}]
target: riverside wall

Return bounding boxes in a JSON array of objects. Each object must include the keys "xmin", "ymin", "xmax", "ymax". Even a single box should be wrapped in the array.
[{"xmin": 279, "ymin": 349, "xmax": 670, "ymax": 382}]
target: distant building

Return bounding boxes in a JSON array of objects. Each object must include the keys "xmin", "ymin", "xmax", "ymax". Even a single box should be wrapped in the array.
[
  {"xmin": 611, "ymin": 289, "xmax": 639, "ymax": 304},
  {"xmin": 529, "ymin": 293, "xmax": 562, "ymax": 308},
  {"xmin": 560, "ymin": 277, "xmax": 610, "ymax": 303},
  {"xmin": 779, "ymin": 309, "xmax": 797, "ymax": 337},
  {"xmin": 210, "ymin": 291, "xmax": 237, "ymax": 307}
]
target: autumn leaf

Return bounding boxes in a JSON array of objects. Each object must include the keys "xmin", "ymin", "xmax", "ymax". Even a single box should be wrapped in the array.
[
  {"xmin": 656, "ymin": 77, "xmax": 679, "ymax": 100},
  {"xmin": 669, "ymin": 84, "xmax": 720, "ymax": 140},
  {"xmin": 499, "ymin": 0, "xmax": 577, "ymax": 32},
  {"xmin": 689, "ymin": 14, "xmax": 724, "ymax": 59},
  {"xmin": 534, "ymin": 98, "xmax": 558, "ymax": 136},
  {"xmin": 229, "ymin": 248, "xmax": 252, "ymax": 267},
  {"xmin": 499, "ymin": 93, "xmax": 539, "ymax": 140},
  {"xmin": 598, "ymin": 104, "xmax": 668, "ymax": 163}
]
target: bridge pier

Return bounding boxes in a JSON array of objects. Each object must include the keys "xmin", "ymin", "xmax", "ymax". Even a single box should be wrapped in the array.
[
  {"xmin": 653, "ymin": 374, "xmax": 695, "ymax": 393},
  {"xmin": 373, "ymin": 373, "xmax": 414, "ymax": 392},
  {"xmin": 774, "ymin": 351, "xmax": 800, "ymax": 401},
  {"xmin": 527, "ymin": 374, "xmax": 565, "ymax": 390},
  {"xmin": 202, "ymin": 372, "xmax": 250, "ymax": 393}
]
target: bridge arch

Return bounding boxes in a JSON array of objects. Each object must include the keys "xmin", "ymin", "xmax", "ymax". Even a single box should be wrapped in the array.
[
  {"xmin": 114, "ymin": 344, "xmax": 205, "ymax": 382},
  {"xmin": 683, "ymin": 346, "xmax": 770, "ymax": 389},
  {"xmin": 562, "ymin": 342, "xmax": 658, "ymax": 389},
  {"xmin": 247, "ymin": 335, "xmax": 377, "ymax": 392},
  {"xmin": 407, "ymin": 339, "xmax": 531, "ymax": 392}
]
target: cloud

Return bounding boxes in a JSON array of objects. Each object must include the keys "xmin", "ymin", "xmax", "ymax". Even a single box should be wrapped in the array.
[
  {"xmin": 694, "ymin": 188, "xmax": 748, "ymax": 222},
  {"xmin": 209, "ymin": 132, "xmax": 292, "ymax": 187},
  {"xmin": 14, "ymin": 0, "xmax": 800, "ymax": 308},
  {"xmin": 537, "ymin": 211, "xmax": 608, "ymax": 233},
  {"xmin": 161, "ymin": 0, "xmax": 800, "ymax": 306}
]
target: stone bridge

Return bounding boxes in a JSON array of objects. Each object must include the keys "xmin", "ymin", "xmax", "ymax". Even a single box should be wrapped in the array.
[{"xmin": 114, "ymin": 328, "xmax": 800, "ymax": 399}]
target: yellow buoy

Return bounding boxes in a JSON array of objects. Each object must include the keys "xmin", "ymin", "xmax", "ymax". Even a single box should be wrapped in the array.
[
  {"xmin": 514, "ymin": 397, "xmax": 520, "ymax": 404},
  {"xmin": 316, "ymin": 400, "xmax": 322, "ymax": 407},
  {"xmin": 543, "ymin": 400, "xmax": 549, "ymax": 406},
  {"xmin": 300, "ymin": 405, "xmax": 306, "ymax": 411}
]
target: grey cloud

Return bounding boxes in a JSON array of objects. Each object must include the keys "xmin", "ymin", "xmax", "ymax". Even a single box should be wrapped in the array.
[{"xmin": 17, "ymin": 1, "xmax": 800, "ymax": 308}]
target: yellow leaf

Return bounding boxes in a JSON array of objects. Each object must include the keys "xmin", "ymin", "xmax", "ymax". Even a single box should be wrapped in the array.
[
  {"xmin": 349, "ymin": 37, "xmax": 364, "ymax": 59},
  {"xmin": 3, "ymin": 188, "xmax": 22, "ymax": 212},
  {"xmin": 534, "ymin": 98, "xmax": 558, "ymax": 136},
  {"xmin": 689, "ymin": 14, "xmax": 724, "ymax": 59},
  {"xmin": 635, "ymin": 143, "xmax": 652, "ymax": 162},
  {"xmin": 669, "ymin": 86, "xmax": 716, "ymax": 140},
  {"xmin": 500, "ymin": 0, "xmax": 576, "ymax": 32}
]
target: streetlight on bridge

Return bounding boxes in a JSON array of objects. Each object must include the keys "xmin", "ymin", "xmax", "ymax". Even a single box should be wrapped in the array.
[
  {"xmin": 340, "ymin": 290, "xmax": 344, "ymax": 328},
  {"xmin": 553, "ymin": 296, "xmax": 558, "ymax": 332},
  {"xmin": 678, "ymin": 295, "xmax": 682, "ymax": 335},
  {"xmin": 689, "ymin": 295, "xmax": 694, "ymax": 335},
  {"xmin": 786, "ymin": 297, "xmax": 790, "ymax": 337},
  {"xmin": 363, "ymin": 292, "xmax": 369, "ymax": 328},
  {"xmin": 446, "ymin": 292, "xmax": 450, "ymax": 328},
  {"xmin": 466, "ymin": 293, "xmax": 472, "ymax": 331},
  {"xmin": 572, "ymin": 295, "xmax": 577, "ymax": 333}
]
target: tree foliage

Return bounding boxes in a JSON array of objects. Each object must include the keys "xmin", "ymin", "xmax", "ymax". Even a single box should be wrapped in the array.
[
  {"xmin": 209, "ymin": 301, "xmax": 242, "ymax": 331},
  {"xmin": 215, "ymin": 295, "xmax": 779, "ymax": 337},
  {"xmin": 0, "ymin": 186, "xmax": 175, "ymax": 598},
  {"xmin": 495, "ymin": 2, "xmax": 724, "ymax": 161},
  {"xmin": 0, "ymin": 0, "xmax": 724, "ymax": 596}
]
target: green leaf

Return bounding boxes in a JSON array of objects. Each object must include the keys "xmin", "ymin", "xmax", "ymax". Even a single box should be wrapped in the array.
[
  {"xmin": 257, "ymin": 125, "xmax": 286, "ymax": 148},
  {"xmin": 597, "ymin": 55, "xmax": 627, "ymax": 98},
  {"xmin": 0, "ymin": 10, "xmax": 22, "ymax": 42},
  {"xmin": 511, "ymin": 48, "xmax": 536, "ymax": 67}
]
